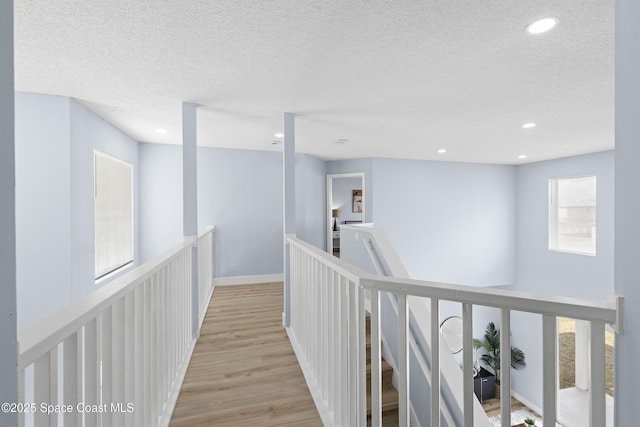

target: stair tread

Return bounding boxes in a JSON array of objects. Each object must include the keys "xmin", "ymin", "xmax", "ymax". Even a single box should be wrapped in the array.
[
  {"xmin": 366, "ymin": 358, "xmax": 392, "ymax": 373},
  {"xmin": 366, "ymin": 383, "xmax": 400, "ymax": 414}
]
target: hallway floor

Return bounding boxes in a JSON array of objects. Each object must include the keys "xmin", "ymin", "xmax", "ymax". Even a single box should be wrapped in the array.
[{"xmin": 170, "ymin": 282, "xmax": 322, "ymax": 426}]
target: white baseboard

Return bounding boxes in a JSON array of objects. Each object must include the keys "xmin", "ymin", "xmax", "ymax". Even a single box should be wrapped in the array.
[
  {"xmin": 213, "ymin": 273, "xmax": 284, "ymax": 286},
  {"xmin": 511, "ymin": 389, "xmax": 542, "ymax": 416}
]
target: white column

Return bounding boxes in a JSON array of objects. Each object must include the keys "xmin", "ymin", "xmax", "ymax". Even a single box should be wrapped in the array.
[
  {"xmin": 282, "ymin": 112, "xmax": 295, "ymax": 327},
  {"xmin": 0, "ymin": 1, "xmax": 17, "ymax": 425},
  {"xmin": 182, "ymin": 102, "xmax": 200, "ymax": 338},
  {"xmin": 615, "ymin": 0, "xmax": 640, "ymax": 424},
  {"xmin": 574, "ymin": 320, "xmax": 590, "ymax": 390}
]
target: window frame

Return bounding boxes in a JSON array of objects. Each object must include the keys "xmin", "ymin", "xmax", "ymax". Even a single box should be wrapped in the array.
[{"xmin": 548, "ymin": 175, "xmax": 597, "ymax": 256}]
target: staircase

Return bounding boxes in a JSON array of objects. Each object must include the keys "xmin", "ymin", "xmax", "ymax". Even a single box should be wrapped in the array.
[{"xmin": 366, "ymin": 316, "xmax": 401, "ymax": 426}]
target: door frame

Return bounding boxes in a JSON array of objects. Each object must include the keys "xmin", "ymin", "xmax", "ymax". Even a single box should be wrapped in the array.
[{"xmin": 326, "ymin": 172, "xmax": 366, "ymax": 254}]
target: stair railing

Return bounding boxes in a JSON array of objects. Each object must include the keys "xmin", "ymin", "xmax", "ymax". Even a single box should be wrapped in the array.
[
  {"xmin": 17, "ymin": 227, "xmax": 215, "ymax": 427},
  {"xmin": 359, "ymin": 228, "xmax": 487, "ymax": 427},
  {"xmin": 286, "ymin": 234, "xmax": 622, "ymax": 427}
]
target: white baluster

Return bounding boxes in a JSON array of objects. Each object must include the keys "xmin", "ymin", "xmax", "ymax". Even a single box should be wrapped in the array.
[
  {"xmin": 34, "ymin": 351, "xmax": 51, "ymax": 427},
  {"xmin": 500, "ymin": 308, "xmax": 511, "ymax": 427},
  {"xmin": 160, "ymin": 267, "xmax": 168, "ymax": 416},
  {"xmin": 542, "ymin": 315, "xmax": 557, "ymax": 426},
  {"xmin": 463, "ymin": 303, "xmax": 473, "ymax": 427},
  {"xmin": 328, "ymin": 269, "xmax": 336, "ymax": 419},
  {"xmin": 124, "ymin": 293, "xmax": 135, "ymax": 427},
  {"xmin": 321, "ymin": 265, "xmax": 328, "ymax": 402},
  {"xmin": 431, "ymin": 297, "xmax": 440, "ymax": 427},
  {"xmin": 63, "ymin": 332, "xmax": 80, "ymax": 427},
  {"xmin": 101, "ymin": 307, "xmax": 113, "ymax": 427},
  {"xmin": 340, "ymin": 276, "xmax": 348, "ymax": 426},
  {"xmin": 370, "ymin": 289, "xmax": 382, "ymax": 427},
  {"xmin": 358, "ymin": 285, "xmax": 366, "ymax": 424},
  {"xmin": 134, "ymin": 286, "xmax": 144, "ymax": 427},
  {"xmin": 348, "ymin": 281, "xmax": 357, "ymax": 426},
  {"xmin": 143, "ymin": 280, "xmax": 152, "ymax": 426},
  {"xmin": 112, "ymin": 299, "xmax": 125, "ymax": 427},
  {"xmin": 589, "ymin": 321, "xmax": 606, "ymax": 427},
  {"xmin": 84, "ymin": 319, "xmax": 98, "ymax": 427},
  {"xmin": 151, "ymin": 273, "xmax": 159, "ymax": 424},
  {"xmin": 398, "ymin": 293, "xmax": 409, "ymax": 426}
]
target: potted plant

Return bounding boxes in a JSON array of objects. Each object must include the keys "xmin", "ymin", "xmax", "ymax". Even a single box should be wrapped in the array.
[
  {"xmin": 524, "ymin": 416, "xmax": 536, "ymax": 426},
  {"xmin": 473, "ymin": 322, "xmax": 526, "ymax": 384}
]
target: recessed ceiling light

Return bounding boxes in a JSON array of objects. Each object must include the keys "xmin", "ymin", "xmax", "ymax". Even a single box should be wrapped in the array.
[
  {"xmin": 156, "ymin": 128, "xmax": 167, "ymax": 134},
  {"xmin": 438, "ymin": 149, "xmax": 447, "ymax": 154},
  {"xmin": 518, "ymin": 154, "xmax": 528, "ymax": 159},
  {"xmin": 274, "ymin": 133, "xmax": 284, "ymax": 138},
  {"xmin": 526, "ymin": 17, "xmax": 557, "ymax": 34},
  {"xmin": 522, "ymin": 123, "xmax": 537, "ymax": 129}
]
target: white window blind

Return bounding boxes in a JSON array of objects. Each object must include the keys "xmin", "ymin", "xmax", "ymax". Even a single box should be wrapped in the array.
[{"xmin": 94, "ymin": 151, "xmax": 133, "ymax": 279}]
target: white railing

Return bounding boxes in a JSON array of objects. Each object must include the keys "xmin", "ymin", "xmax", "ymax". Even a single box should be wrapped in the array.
[
  {"xmin": 286, "ymin": 235, "xmax": 622, "ymax": 427},
  {"xmin": 352, "ymin": 225, "xmax": 488, "ymax": 426},
  {"xmin": 17, "ymin": 227, "xmax": 215, "ymax": 427},
  {"xmin": 198, "ymin": 226, "xmax": 215, "ymax": 325},
  {"xmin": 287, "ymin": 237, "xmax": 367, "ymax": 426}
]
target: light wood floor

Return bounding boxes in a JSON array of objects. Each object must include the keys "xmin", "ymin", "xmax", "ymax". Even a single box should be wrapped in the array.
[
  {"xmin": 170, "ymin": 283, "xmax": 322, "ymax": 427},
  {"xmin": 481, "ymin": 393, "xmax": 528, "ymax": 418},
  {"xmin": 481, "ymin": 385, "xmax": 541, "ymax": 420}
]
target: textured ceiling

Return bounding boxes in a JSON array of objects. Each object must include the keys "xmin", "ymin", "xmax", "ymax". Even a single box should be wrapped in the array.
[{"xmin": 14, "ymin": 0, "xmax": 614, "ymax": 164}]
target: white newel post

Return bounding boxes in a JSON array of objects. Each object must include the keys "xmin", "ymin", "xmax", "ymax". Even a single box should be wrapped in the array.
[
  {"xmin": 183, "ymin": 102, "xmax": 200, "ymax": 339},
  {"xmin": 283, "ymin": 112, "xmax": 296, "ymax": 327},
  {"xmin": 615, "ymin": 0, "xmax": 640, "ymax": 424},
  {"xmin": 0, "ymin": 1, "xmax": 17, "ymax": 425}
]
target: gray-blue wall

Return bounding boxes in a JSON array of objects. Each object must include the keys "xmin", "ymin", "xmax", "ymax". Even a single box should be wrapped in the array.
[
  {"xmin": 511, "ymin": 150, "xmax": 614, "ymax": 412},
  {"xmin": 138, "ymin": 143, "xmax": 183, "ymax": 262},
  {"xmin": 296, "ymin": 154, "xmax": 327, "ymax": 250},
  {"xmin": 15, "ymin": 94, "xmax": 140, "ymax": 328},
  {"xmin": 197, "ymin": 147, "xmax": 284, "ymax": 277},
  {"xmin": 516, "ymin": 151, "xmax": 614, "ymax": 299},
  {"xmin": 15, "ymin": 94, "xmax": 72, "ymax": 329},
  {"xmin": 70, "ymin": 99, "xmax": 140, "ymax": 296},
  {"xmin": 372, "ymin": 158, "xmax": 517, "ymax": 286},
  {"xmin": 139, "ymin": 145, "xmax": 327, "ymax": 278}
]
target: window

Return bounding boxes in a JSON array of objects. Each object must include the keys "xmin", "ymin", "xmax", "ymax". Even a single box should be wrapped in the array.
[
  {"xmin": 94, "ymin": 151, "xmax": 133, "ymax": 279},
  {"xmin": 549, "ymin": 176, "xmax": 596, "ymax": 255}
]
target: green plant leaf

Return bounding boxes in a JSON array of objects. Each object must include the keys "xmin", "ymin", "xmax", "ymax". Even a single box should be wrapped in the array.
[
  {"xmin": 511, "ymin": 346, "xmax": 526, "ymax": 369},
  {"xmin": 474, "ymin": 322, "xmax": 526, "ymax": 379}
]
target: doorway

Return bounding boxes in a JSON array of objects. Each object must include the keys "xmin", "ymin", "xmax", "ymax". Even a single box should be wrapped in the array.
[{"xmin": 326, "ymin": 173, "xmax": 365, "ymax": 257}]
